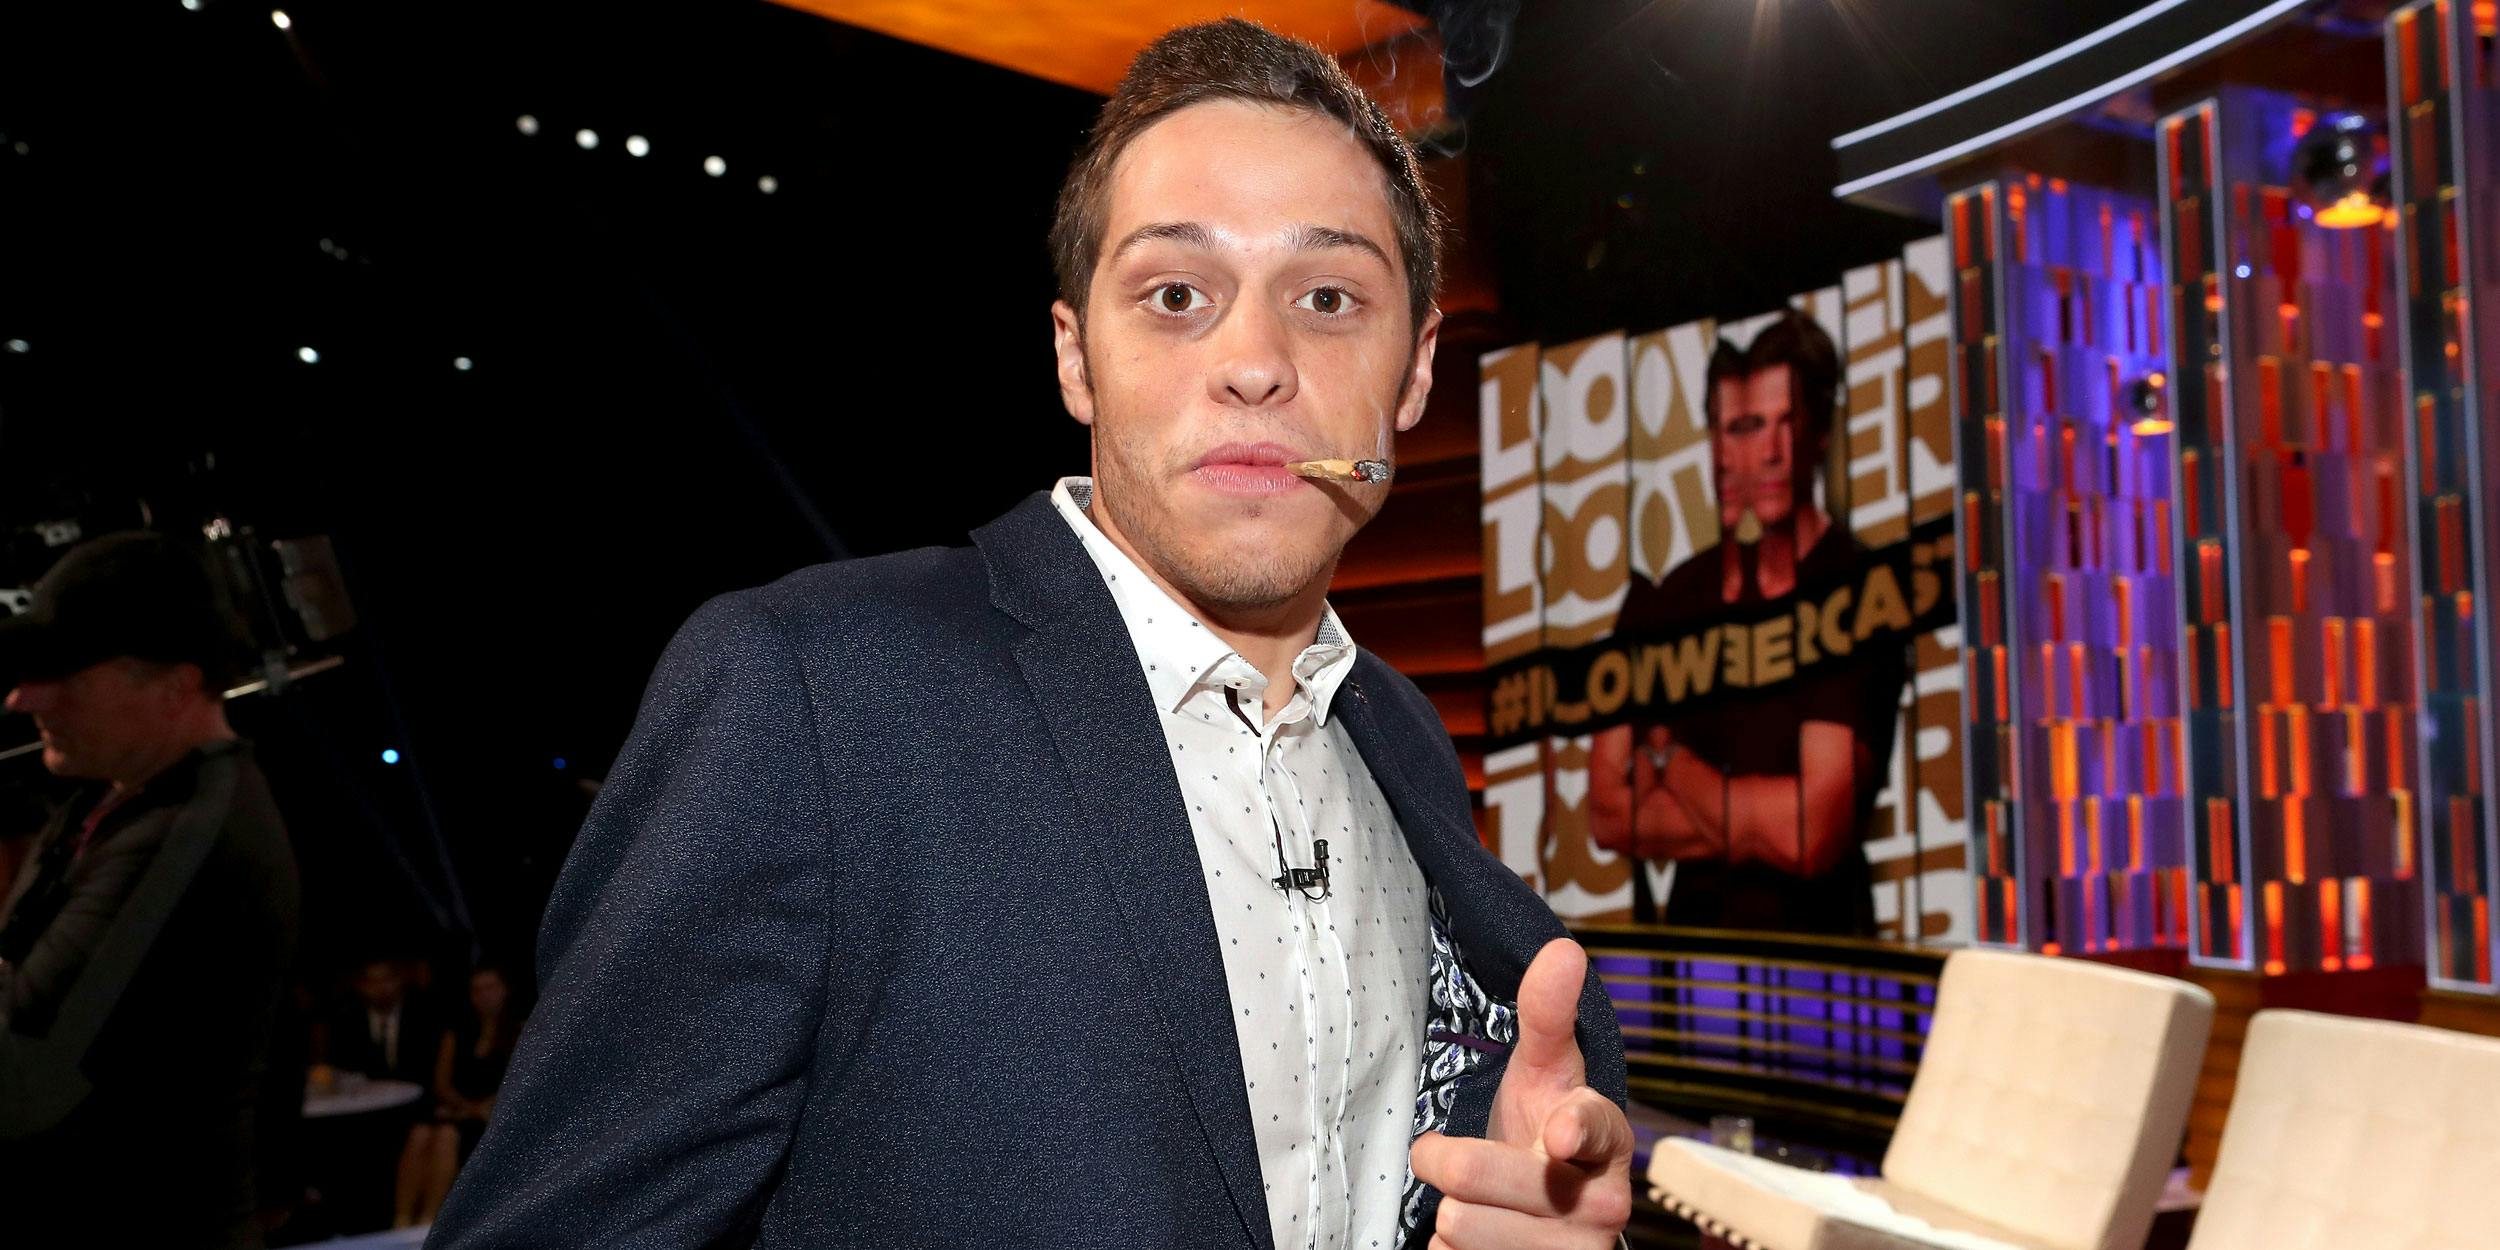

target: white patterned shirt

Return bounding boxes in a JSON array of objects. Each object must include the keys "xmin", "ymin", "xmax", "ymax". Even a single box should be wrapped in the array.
[{"xmin": 1052, "ymin": 478, "xmax": 1434, "ymax": 1250}]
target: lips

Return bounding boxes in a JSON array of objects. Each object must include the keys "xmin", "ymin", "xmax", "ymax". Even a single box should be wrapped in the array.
[
  {"xmin": 1190, "ymin": 441, "xmax": 1311, "ymax": 497},
  {"xmin": 1193, "ymin": 442, "xmax": 1300, "ymax": 470}
]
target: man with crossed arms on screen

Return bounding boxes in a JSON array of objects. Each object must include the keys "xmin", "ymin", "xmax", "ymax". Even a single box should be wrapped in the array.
[{"xmin": 431, "ymin": 19, "xmax": 1630, "ymax": 1250}]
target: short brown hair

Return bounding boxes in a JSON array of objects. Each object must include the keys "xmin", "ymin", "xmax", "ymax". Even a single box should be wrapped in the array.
[
  {"xmin": 1706, "ymin": 308, "xmax": 1841, "ymax": 447},
  {"xmin": 1049, "ymin": 18, "xmax": 1442, "ymax": 335}
]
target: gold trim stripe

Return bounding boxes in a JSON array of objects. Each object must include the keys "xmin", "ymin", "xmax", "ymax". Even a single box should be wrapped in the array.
[
  {"xmin": 1597, "ymin": 972, "xmax": 1940, "ymax": 1014},
  {"xmin": 1626, "ymin": 1073, "xmax": 1907, "ymax": 1131},
  {"xmin": 1606, "ymin": 998, "xmax": 1931, "ymax": 1045},
  {"xmin": 1619, "ymin": 1024, "xmax": 1924, "ymax": 1075},
  {"xmin": 1581, "ymin": 947, "xmax": 1943, "ymax": 985}
]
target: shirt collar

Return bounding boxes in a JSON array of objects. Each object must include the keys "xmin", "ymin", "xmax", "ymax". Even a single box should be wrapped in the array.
[{"xmin": 1049, "ymin": 476, "xmax": 1359, "ymax": 724}]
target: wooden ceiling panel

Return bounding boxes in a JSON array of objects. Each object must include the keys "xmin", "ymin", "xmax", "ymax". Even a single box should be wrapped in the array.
[{"xmin": 770, "ymin": 0, "xmax": 1429, "ymax": 96}]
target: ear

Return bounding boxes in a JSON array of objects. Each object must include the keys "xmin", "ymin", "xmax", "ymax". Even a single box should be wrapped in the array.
[
  {"xmin": 1392, "ymin": 306, "xmax": 1442, "ymax": 433},
  {"xmin": 1052, "ymin": 300, "xmax": 1096, "ymax": 427}
]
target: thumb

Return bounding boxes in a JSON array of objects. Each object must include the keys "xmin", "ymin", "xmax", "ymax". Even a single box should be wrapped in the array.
[{"xmin": 1508, "ymin": 938, "xmax": 1590, "ymax": 1081}]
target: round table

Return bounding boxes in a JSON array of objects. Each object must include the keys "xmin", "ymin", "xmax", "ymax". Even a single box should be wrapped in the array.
[
  {"xmin": 300, "ymin": 1077, "xmax": 427, "ymax": 1234},
  {"xmin": 304, "ymin": 1077, "xmax": 424, "ymax": 1120}
]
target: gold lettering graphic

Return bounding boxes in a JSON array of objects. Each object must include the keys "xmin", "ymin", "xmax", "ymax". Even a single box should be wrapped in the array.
[
  {"xmin": 1720, "ymin": 622, "xmax": 1753, "ymax": 689},
  {"xmin": 1588, "ymin": 650, "xmax": 1632, "ymax": 716},
  {"xmin": 1855, "ymin": 565, "xmax": 1912, "ymax": 641},
  {"xmin": 1663, "ymin": 629, "xmax": 1722, "ymax": 702},
  {"xmin": 1911, "ymin": 538, "xmax": 1945, "ymax": 616},
  {"xmin": 1820, "ymin": 585, "xmax": 1856, "ymax": 658},
  {"xmin": 1633, "ymin": 643, "xmax": 1668, "ymax": 704},
  {"xmin": 1754, "ymin": 615, "xmax": 1796, "ymax": 685}
]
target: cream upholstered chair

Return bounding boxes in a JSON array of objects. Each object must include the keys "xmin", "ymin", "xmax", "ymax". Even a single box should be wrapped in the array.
[
  {"xmin": 1646, "ymin": 949, "xmax": 2213, "ymax": 1250},
  {"xmin": 2187, "ymin": 1010, "xmax": 2500, "ymax": 1249}
]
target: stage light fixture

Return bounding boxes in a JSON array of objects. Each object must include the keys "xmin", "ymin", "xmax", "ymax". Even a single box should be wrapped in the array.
[
  {"xmin": 758, "ymin": 175, "xmax": 778, "ymax": 194},
  {"xmin": 297, "ymin": 346, "xmax": 319, "ymax": 363},
  {"xmin": 3, "ymin": 339, "xmax": 27, "ymax": 353},
  {"xmin": 270, "ymin": 9, "xmax": 290, "ymax": 29},
  {"xmin": 516, "ymin": 114, "xmax": 540, "ymax": 136},
  {"xmin": 575, "ymin": 128, "xmax": 599, "ymax": 150},
  {"xmin": 381, "ymin": 748, "xmax": 400, "ymax": 765},
  {"xmin": 2128, "ymin": 372, "xmax": 2172, "ymax": 436},
  {"xmin": 2315, "ymin": 192, "xmax": 2383, "ymax": 229},
  {"xmin": 182, "ymin": 0, "xmax": 201, "ymax": 9},
  {"xmin": 626, "ymin": 135, "xmax": 649, "ymax": 157},
  {"xmin": 454, "ymin": 356, "xmax": 473, "ymax": 371},
  {"xmin": 553, "ymin": 757, "xmax": 568, "ymax": 770},
  {"xmin": 704, "ymin": 155, "xmax": 726, "ymax": 177},
  {"xmin": 2295, "ymin": 111, "xmax": 2390, "ymax": 230}
]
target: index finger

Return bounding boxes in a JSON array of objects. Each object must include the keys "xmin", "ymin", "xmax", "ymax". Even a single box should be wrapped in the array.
[
  {"xmin": 1409, "ymin": 1131, "xmax": 1582, "ymax": 1218},
  {"xmin": 1542, "ymin": 1086, "xmax": 1634, "ymax": 1167}
]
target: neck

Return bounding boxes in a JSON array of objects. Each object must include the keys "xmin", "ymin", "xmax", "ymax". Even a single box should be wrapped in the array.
[
  {"xmin": 1720, "ymin": 507, "xmax": 1831, "ymax": 602},
  {"xmin": 109, "ymin": 705, "xmax": 237, "ymax": 798},
  {"xmin": 1190, "ymin": 580, "xmax": 1334, "ymax": 721},
  {"xmin": 1082, "ymin": 492, "xmax": 1333, "ymax": 721}
]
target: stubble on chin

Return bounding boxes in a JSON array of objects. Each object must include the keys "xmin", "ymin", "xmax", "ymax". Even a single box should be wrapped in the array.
[{"xmin": 1093, "ymin": 432, "xmax": 1332, "ymax": 615}]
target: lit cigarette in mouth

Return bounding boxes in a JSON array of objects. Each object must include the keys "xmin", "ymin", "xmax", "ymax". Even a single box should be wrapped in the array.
[{"xmin": 1286, "ymin": 458, "xmax": 1394, "ymax": 484}]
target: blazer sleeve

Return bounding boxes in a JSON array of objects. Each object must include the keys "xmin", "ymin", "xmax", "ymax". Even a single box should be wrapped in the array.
[{"xmin": 428, "ymin": 592, "xmax": 839, "ymax": 1249}]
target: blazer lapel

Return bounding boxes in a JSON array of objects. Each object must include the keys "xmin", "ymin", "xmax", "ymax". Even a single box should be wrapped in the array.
[
  {"xmin": 1331, "ymin": 657, "xmax": 1541, "ymax": 1005},
  {"xmin": 975, "ymin": 495, "xmax": 1275, "ymax": 1250}
]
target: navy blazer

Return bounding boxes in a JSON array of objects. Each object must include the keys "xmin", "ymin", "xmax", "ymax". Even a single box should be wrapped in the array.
[{"xmin": 428, "ymin": 493, "xmax": 1625, "ymax": 1249}]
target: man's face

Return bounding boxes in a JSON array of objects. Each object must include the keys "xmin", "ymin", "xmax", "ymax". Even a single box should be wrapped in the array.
[
  {"xmin": 356, "ymin": 963, "xmax": 405, "ymax": 1011},
  {"xmin": 3, "ymin": 657, "xmax": 194, "ymax": 782},
  {"xmin": 1712, "ymin": 364, "xmax": 1805, "ymax": 531},
  {"xmin": 1051, "ymin": 99, "xmax": 1440, "ymax": 613}
]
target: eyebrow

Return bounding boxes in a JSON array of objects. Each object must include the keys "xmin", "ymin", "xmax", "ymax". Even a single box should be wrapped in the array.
[{"xmin": 1106, "ymin": 220, "xmax": 1394, "ymax": 271}]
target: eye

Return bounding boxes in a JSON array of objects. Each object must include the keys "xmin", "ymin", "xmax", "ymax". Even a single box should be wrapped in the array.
[
  {"xmin": 1295, "ymin": 286, "xmax": 1358, "ymax": 316},
  {"xmin": 1150, "ymin": 282, "xmax": 1211, "ymax": 314}
]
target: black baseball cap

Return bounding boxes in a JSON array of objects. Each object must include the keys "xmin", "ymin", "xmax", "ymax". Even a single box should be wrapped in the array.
[{"xmin": 0, "ymin": 531, "xmax": 252, "ymax": 688}]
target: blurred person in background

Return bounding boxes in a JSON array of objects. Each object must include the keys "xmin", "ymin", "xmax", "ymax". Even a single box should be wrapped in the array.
[
  {"xmin": 0, "ymin": 530, "xmax": 302, "ymax": 1249},
  {"xmin": 316, "ymin": 957, "xmax": 441, "ymax": 1088},
  {"xmin": 311, "ymin": 955, "xmax": 446, "ymax": 1229},
  {"xmin": 398, "ymin": 963, "xmax": 522, "ymax": 1226}
]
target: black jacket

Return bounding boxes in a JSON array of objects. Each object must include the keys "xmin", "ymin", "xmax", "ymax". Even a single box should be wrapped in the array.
[
  {"xmin": 0, "ymin": 740, "xmax": 301, "ymax": 1248},
  {"xmin": 428, "ymin": 493, "xmax": 1626, "ymax": 1249}
]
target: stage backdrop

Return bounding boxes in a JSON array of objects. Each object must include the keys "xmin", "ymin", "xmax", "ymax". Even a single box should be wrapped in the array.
[{"xmin": 1480, "ymin": 238, "xmax": 1973, "ymax": 943}]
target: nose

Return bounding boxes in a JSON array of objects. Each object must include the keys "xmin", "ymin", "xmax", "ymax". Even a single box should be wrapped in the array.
[{"xmin": 1205, "ymin": 300, "xmax": 1298, "ymax": 410}]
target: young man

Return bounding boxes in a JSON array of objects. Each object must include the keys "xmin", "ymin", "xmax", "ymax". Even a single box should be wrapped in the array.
[
  {"xmin": 0, "ymin": 530, "xmax": 302, "ymax": 1248},
  {"xmin": 1589, "ymin": 312, "xmax": 1905, "ymax": 935},
  {"xmin": 432, "ymin": 20, "xmax": 1630, "ymax": 1249}
]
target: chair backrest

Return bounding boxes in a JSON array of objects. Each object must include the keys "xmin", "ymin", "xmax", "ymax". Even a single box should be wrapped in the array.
[
  {"xmin": 1881, "ymin": 949, "xmax": 2213, "ymax": 1250},
  {"xmin": 2188, "ymin": 1009, "xmax": 2500, "ymax": 1249}
]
